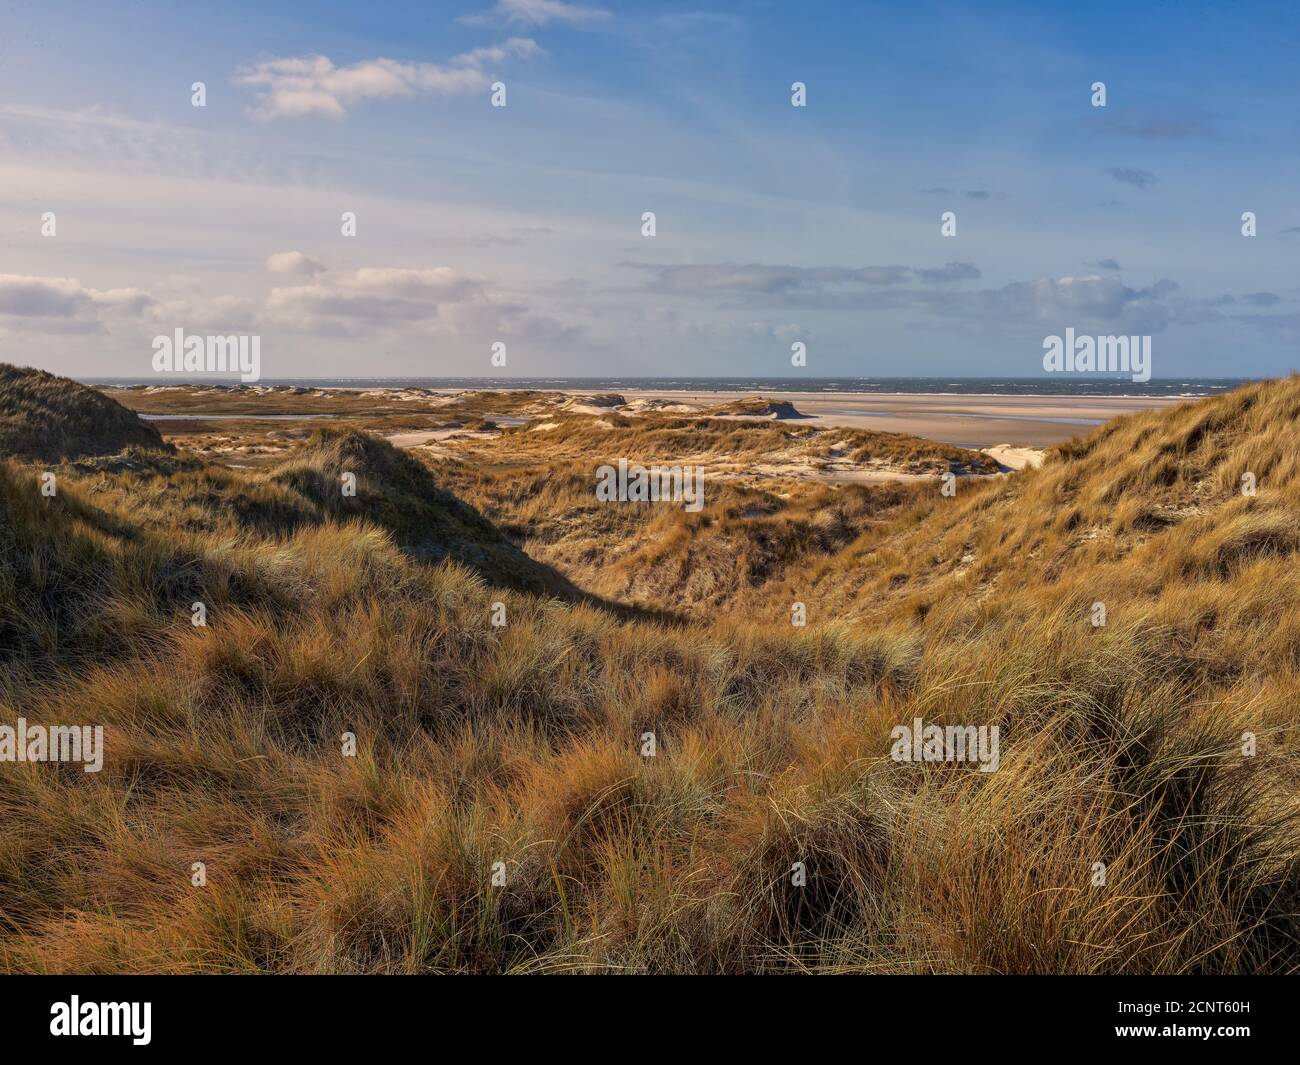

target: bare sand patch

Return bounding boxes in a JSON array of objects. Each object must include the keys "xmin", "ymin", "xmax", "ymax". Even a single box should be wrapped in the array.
[
  {"xmin": 622, "ymin": 398, "xmax": 702, "ymax": 414},
  {"xmin": 982, "ymin": 444, "xmax": 1046, "ymax": 470}
]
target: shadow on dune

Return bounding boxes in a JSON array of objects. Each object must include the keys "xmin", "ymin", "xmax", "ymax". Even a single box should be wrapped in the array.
[{"xmin": 265, "ymin": 427, "xmax": 686, "ymax": 626}]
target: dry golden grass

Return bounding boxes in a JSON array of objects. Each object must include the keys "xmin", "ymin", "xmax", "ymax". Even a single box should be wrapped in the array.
[
  {"xmin": 1, "ymin": 370, "xmax": 1298, "ymax": 973},
  {"xmin": 0, "ymin": 365, "xmax": 170, "ymax": 461},
  {"xmin": 481, "ymin": 409, "xmax": 998, "ymax": 473},
  {"xmin": 435, "ymin": 453, "xmax": 922, "ymax": 616}
]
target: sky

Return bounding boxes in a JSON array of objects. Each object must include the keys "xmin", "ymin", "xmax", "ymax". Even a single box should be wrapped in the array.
[{"xmin": 0, "ymin": 0, "xmax": 1297, "ymax": 381}]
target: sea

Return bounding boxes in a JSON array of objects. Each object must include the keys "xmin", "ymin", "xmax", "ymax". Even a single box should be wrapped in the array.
[{"xmin": 85, "ymin": 376, "xmax": 1252, "ymax": 398}]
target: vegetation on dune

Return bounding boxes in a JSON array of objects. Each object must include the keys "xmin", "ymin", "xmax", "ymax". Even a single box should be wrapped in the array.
[
  {"xmin": 105, "ymin": 380, "xmax": 998, "ymax": 476},
  {"xmin": 486, "ymin": 411, "xmax": 998, "ymax": 475},
  {"xmin": 0, "ymin": 364, "xmax": 171, "ymax": 461},
  {"xmin": 1, "ymin": 375, "xmax": 1299, "ymax": 973},
  {"xmin": 436, "ymin": 454, "xmax": 921, "ymax": 615},
  {"xmin": 703, "ymin": 396, "xmax": 805, "ymax": 419},
  {"xmin": 108, "ymin": 383, "xmax": 552, "ymax": 419},
  {"xmin": 774, "ymin": 375, "xmax": 1300, "ymax": 626}
]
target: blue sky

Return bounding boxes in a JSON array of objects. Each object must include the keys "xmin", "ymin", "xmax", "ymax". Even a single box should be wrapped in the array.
[{"xmin": 1, "ymin": 0, "xmax": 1297, "ymax": 379}]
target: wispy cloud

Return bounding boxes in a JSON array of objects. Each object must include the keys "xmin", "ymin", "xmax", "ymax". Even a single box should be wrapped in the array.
[
  {"xmin": 1241, "ymin": 292, "xmax": 1281, "ymax": 307},
  {"xmin": 917, "ymin": 262, "xmax": 982, "ymax": 284},
  {"xmin": 460, "ymin": 0, "xmax": 610, "ymax": 28},
  {"xmin": 234, "ymin": 40, "xmax": 541, "ymax": 120},
  {"xmin": 1086, "ymin": 110, "xmax": 1221, "ymax": 140},
  {"xmin": 1104, "ymin": 167, "xmax": 1158, "ymax": 189},
  {"xmin": 918, "ymin": 187, "xmax": 992, "ymax": 199},
  {"xmin": 622, "ymin": 262, "xmax": 1253, "ymax": 338},
  {"xmin": 626, "ymin": 262, "xmax": 986, "ymax": 311}
]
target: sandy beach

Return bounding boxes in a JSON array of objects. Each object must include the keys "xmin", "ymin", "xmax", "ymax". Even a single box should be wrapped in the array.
[{"xmin": 570, "ymin": 389, "xmax": 1187, "ymax": 449}]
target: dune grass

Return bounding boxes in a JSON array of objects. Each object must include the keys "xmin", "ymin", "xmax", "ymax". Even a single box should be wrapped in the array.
[
  {"xmin": 0, "ymin": 364, "xmax": 169, "ymax": 461},
  {"xmin": 1, "ymin": 371, "xmax": 1298, "ymax": 973},
  {"xmin": 484, "ymin": 410, "xmax": 1000, "ymax": 474}
]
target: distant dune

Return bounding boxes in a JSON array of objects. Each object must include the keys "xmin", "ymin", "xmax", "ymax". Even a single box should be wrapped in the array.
[
  {"xmin": 561, "ymin": 393, "xmax": 628, "ymax": 415},
  {"xmin": 705, "ymin": 396, "xmax": 808, "ymax": 419}
]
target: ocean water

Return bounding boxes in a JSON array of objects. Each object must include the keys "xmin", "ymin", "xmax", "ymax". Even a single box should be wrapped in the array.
[{"xmin": 87, "ymin": 376, "xmax": 1251, "ymax": 398}]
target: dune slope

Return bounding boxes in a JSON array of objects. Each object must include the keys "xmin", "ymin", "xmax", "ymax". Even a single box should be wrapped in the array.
[
  {"xmin": 0, "ymin": 378, "xmax": 1298, "ymax": 974},
  {"xmin": 0, "ymin": 364, "xmax": 171, "ymax": 461}
]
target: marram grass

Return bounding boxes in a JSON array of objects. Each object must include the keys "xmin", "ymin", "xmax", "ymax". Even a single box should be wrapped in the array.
[{"xmin": 1, "ymin": 366, "xmax": 1298, "ymax": 973}]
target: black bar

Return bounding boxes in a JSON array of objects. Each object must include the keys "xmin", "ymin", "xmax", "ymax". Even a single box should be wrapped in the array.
[{"xmin": 0, "ymin": 976, "xmax": 1284, "ymax": 1050}]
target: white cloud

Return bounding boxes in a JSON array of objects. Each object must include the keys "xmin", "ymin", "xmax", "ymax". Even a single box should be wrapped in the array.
[
  {"xmin": 265, "ymin": 267, "xmax": 486, "ymax": 329},
  {"xmin": 262, "ymin": 266, "xmax": 579, "ymax": 343},
  {"xmin": 461, "ymin": 0, "xmax": 610, "ymax": 28},
  {"xmin": 234, "ymin": 39, "xmax": 541, "ymax": 120},
  {"xmin": 0, "ymin": 274, "xmax": 154, "ymax": 320},
  {"xmin": 266, "ymin": 251, "xmax": 326, "ymax": 277},
  {"xmin": 0, "ymin": 264, "xmax": 580, "ymax": 352},
  {"xmin": 975, "ymin": 275, "xmax": 1186, "ymax": 331}
]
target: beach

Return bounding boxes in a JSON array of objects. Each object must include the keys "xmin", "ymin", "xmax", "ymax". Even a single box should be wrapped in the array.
[{"xmin": 571, "ymin": 388, "xmax": 1187, "ymax": 449}]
